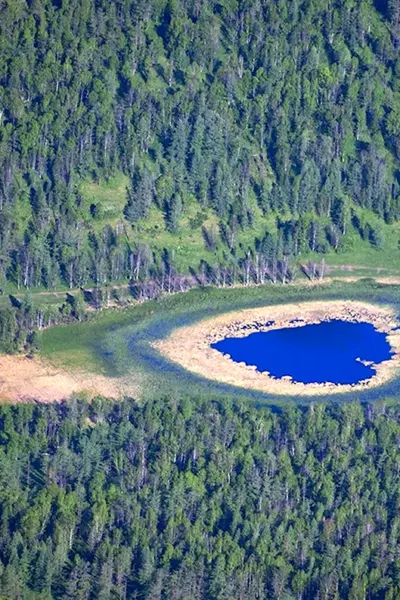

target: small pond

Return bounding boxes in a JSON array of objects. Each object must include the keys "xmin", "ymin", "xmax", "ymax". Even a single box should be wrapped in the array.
[{"xmin": 211, "ymin": 320, "xmax": 393, "ymax": 385}]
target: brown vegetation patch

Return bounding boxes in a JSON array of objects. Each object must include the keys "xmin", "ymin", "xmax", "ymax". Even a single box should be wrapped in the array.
[
  {"xmin": 154, "ymin": 301, "xmax": 400, "ymax": 396},
  {"xmin": 0, "ymin": 355, "xmax": 139, "ymax": 404}
]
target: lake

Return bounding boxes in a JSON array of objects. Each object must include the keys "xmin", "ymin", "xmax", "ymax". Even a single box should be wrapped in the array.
[{"xmin": 211, "ymin": 320, "xmax": 393, "ymax": 385}]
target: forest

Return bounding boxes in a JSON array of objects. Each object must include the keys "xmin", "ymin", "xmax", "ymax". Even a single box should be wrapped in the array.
[
  {"xmin": 0, "ymin": 397, "xmax": 398, "ymax": 599},
  {"xmin": 1, "ymin": 0, "xmax": 400, "ymax": 291},
  {"xmin": 3, "ymin": 2, "xmax": 400, "ymax": 598}
]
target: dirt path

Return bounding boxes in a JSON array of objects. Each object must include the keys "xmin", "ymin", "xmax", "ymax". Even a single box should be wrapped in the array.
[
  {"xmin": 326, "ymin": 264, "xmax": 391, "ymax": 273},
  {"xmin": 1, "ymin": 282, "xmax": 133, "ymax": 301},
  {"xmin": 296, "ymin": 275, "xmax": 400, "ymax": 286}
]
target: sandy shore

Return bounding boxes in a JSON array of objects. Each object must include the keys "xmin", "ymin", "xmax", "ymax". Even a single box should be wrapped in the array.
[
  {"xmin": 154, "ymin": 300, "xmax": 400, "ymax": 396},
  {"xmin": 0, "ymin": 355, "xmax": 139, "ymax": 403}
]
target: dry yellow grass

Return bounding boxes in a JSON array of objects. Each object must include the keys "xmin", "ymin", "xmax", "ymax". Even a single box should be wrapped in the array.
[
  {"xmin": 0, "ymin": 355, "xmax": 139, "ymax": 403},
  {"xmin": 154, "ymin": 300, "xmax": 400, "ymax": 396}
]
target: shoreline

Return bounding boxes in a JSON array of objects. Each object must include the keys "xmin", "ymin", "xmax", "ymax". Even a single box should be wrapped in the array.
[{"xmin": 154, "ymin": 300, "xmax": 400, "ymax": 397}]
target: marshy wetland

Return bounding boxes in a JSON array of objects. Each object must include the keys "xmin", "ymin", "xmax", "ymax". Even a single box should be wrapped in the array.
[{"xmin": 3, "ymin": 279, "xmax": 400, "ymax": 405}]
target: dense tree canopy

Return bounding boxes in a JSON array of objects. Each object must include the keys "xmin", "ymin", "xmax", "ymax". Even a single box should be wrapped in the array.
[
  {"xmin": 1, "ymin": 0, "xmax": 400, "ymax": 289},
  {"xmin": 0, "ymin": 397, "xmax": 399, "ymax": 599}
]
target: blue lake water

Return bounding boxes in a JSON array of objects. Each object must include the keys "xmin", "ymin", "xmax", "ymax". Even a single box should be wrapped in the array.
[{"xmin": 211, "ymin": 320, "xmax": 393, "ymax": 385}]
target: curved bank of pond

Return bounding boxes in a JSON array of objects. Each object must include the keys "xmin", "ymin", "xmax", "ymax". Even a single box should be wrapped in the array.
[{"xmin": 154, "ymin": 300, "xmax": 400, "ymax": 397}]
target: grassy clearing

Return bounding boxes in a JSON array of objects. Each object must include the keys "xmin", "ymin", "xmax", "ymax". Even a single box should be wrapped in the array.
[
  {"xmin": 134, "ymin": 203, "xmax": 221, "ymax": 271},
  {"xmin": 79, "ymin": 173, "xmax": 129, "ymax": 228},
  {"xmin": 0, "ymin": 291, "xmax": 68, "ymax": 309}
]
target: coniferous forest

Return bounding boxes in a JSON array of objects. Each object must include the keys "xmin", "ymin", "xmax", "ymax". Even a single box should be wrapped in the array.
[
  {"xmin": 0, "ymin": 398, "xmax": 399, "ymax": 600},
  {"xmin": 1, "ymin": 0, "xmax": 400, "ymax": 290}
]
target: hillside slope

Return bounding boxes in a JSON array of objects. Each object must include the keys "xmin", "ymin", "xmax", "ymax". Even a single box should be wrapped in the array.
[{"xmin": 1, "ymin": 0, "xmax": 400, "ymax": 289}]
